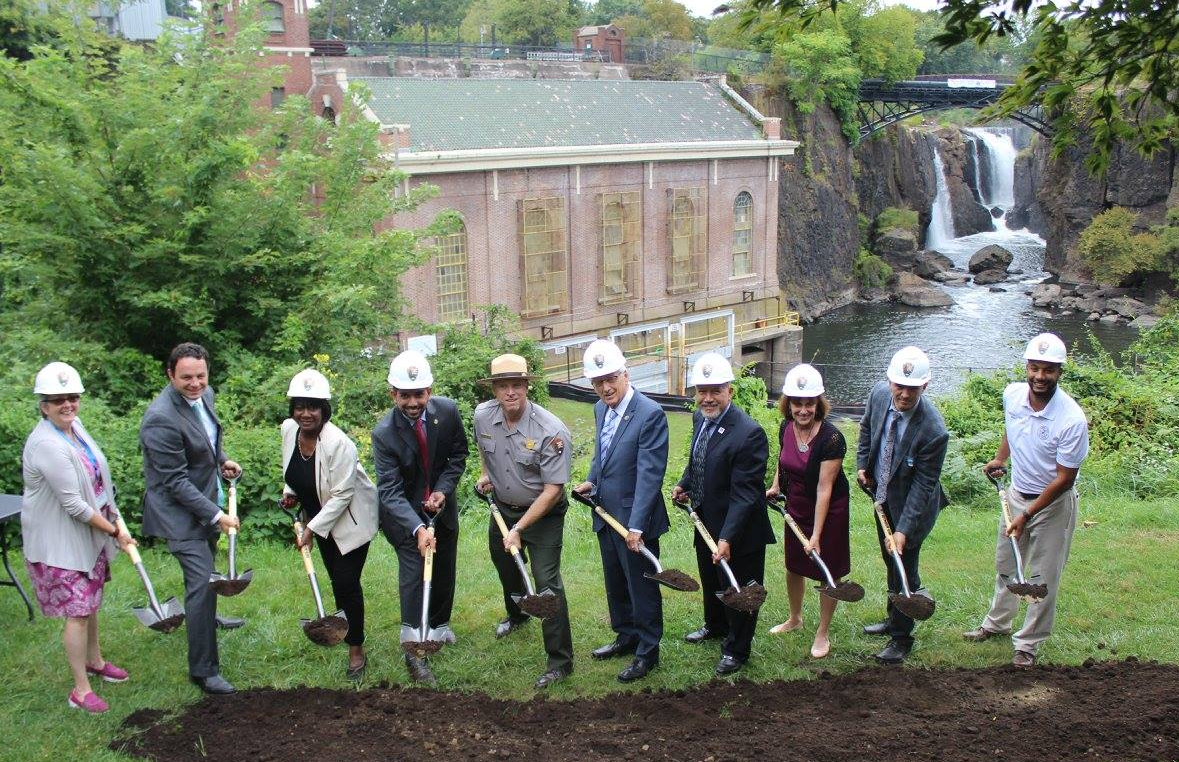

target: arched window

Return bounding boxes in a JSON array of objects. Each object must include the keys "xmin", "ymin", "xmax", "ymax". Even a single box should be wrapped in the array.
[
  {"xmin": 263, "ymin": 1, "xmax": 285, "ymax": 33},
  {"xmin": 732, "ymin": 192, "xmax": 753, "ymax": 277},
  {"xmin": 436, "ymin": 222, "xmax": 469, "ymax": 323},
  {"xmin": 599, "ymin": 191, "xmax": 639, "ymax": 304},
  {"xmin": 668, "ymin": 187, "xmax": 705, "ymax": 293}
]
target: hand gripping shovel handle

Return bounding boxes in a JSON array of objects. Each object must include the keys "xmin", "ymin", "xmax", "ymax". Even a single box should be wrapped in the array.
[
  {"xmin": 768, "ymin": 497, "xmax": 841, "ymax": 591},
  {"xmin": 293, "ymin": 520, "xmax": 328, "ymax": 618},
  {"xmin": 872, "ymin": 500, "xmax": 913, "ymax": 598},
  {"xmin": 480, "ymin": 489, "xmax": 539, "ymax": 597},
  {"xmin": 116, "ymin": 518, "xmax": 164, "ymax": 619},
  {"xmin": 986, "ymin": 470, "xmax": 1031, "ymax": 586},
  {"xmin": 672, "ymin": 498, "xmax": 740, "ymax": 590},
  {"xmin": 571, "ymin": 491, "xmax": 664, "ymax": 573}
]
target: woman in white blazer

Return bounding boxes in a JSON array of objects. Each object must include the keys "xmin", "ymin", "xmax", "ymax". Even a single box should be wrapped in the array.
[
  {"xmin": 281, "ymin": 369, "xmax": 378, "ymax": 679},
  {"xmin": 22, "ymin": 362, "xmax": 135, "ymax": 714}
]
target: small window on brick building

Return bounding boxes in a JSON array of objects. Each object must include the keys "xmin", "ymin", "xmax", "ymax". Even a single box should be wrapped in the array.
[
  {"xmin": 599, "ymin": 191, "xmax": 640, "ymax": 304},
  {"xmin": 271, "ymin": 87, "xmax": 286, "ymax": 109},
  {"xmin": 263, "ymin": 1, "xmax": 285, "ymax": 33},
  {"xmin": 667, "ymin": 187, "xmax": 706, "ymax": 293},
  {"xmin": 732, "ymin": 191, "xmax": 753, "ymax": 277},
  {"xmin": 435, "ymin": 222, "xmax": 470, "ymax": 323},
  {"xmin": 518, "ymin": 197, "xmax": 568, "ymax": 317}
]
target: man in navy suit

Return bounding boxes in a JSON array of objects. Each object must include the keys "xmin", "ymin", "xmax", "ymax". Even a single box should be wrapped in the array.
[
  {"xmin": 672, "ymin": 353, "xmax": 773, "ymax": 676},
  {"xmin": 573, "ymin": 339, "xmax": 669, "ymax": 683},
  {"xmin": 855, "ymin": 346, "xmax": 949, "ymax": 664}
]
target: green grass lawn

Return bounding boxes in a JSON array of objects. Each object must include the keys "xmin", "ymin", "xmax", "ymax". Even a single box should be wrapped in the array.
[{"xmin": 1, "ymin": 401, "xmax": 1177, "ymax": 761}]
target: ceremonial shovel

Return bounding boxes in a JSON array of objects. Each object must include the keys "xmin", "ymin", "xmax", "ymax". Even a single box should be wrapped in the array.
[
  {"xmin": 672, "ymin": 496, "xmax": 766, "ymax": 612},
  {"xmin": 116, "ymin": 517, "xmax": 185, "ymax": 633},
  {"xmin": 281, "ymin": 502, "xmax": 348, "ymax": 647},
  {"xmin": 475, "ymin": 487, "xmax": 559, "ymax": 619},
  {"xmin": 571, "ymin": 491, "xmax": 699, "ymax": 592},
  {"xmin": 400, "ymin": 514, "xmax": 447, "ymax": 658},
  {"xmin": 858, "ymin": 482, "xmax": 935, "ymax": 620},
  {"xmin": 766, "ymin": 495, "xmax": 864, "ymax": 602},
  {"xmin": 985, "ymin": 470, "xmax": 1048, "ymax": 600},
  {"xmin": 209, "ymin": 477, "xmax": 253, "ymax": 596}
]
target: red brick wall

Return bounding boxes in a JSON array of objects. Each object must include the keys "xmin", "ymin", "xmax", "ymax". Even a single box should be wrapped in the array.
[{"xmin": 388, "ymin": 157, "xmax": 779, "ymax": 342}]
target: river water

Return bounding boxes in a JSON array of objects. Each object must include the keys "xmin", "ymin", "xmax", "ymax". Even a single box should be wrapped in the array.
[{"xmin": 801, "ymin": 128, "xmax": 1139, "ymax": 407}]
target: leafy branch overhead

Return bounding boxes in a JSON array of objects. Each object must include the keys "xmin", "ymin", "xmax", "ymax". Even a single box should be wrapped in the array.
[{"xmin": 737, "ymin": 0, "xmax": 1179, "ymax": 174}]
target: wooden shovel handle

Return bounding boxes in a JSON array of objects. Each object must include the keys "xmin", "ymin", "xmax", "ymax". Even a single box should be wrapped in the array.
[
  {"xmin": 115, "ymin": 517, "xmax": 143, "ymax": 565},
  {"xmin": 489, "ymin": 504, "xmax": 523, "ymax": 558},
  {"xmin": 997, "ymin": 487, "xmax": 1016, "ymax": 531},
  {"xmin": 688, "ymin": 512, "xmax": 720, "ymax": 554},
  {"xmin": 293, "ymin": 521, "xmax": 315, "ymax": 575},
  {"xmin": 780, "ymin": 510, "xmax": 810, "ymax": 547},
  {"xmin": 225, "ymin": 480, "xmax": 238, "ymax": 536},
  {"xmin": 593, "ymin": 503, "xmax": 631, "ymax": 539},
  {"xmin": 873, "ymin": 501, "xmax": 897, "ymax": 554},
  {"xmin": 423, "ymin": 526, "xmax": 435, "ymax": 583}
]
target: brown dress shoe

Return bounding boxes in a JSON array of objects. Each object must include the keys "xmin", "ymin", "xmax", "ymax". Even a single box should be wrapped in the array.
[
  {"xmin": 1012, "ymin": 650, "xmax": 1036, "ymax": 667},
  {"xmin": 963, "ymin": 626, "xmax": 1008, "ymax": 642},
  {"xmin": 404, "ymin": 654, "xmax": 437, "ymax": 686}
]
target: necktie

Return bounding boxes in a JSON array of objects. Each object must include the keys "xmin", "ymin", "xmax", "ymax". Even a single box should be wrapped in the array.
[
  {"xmin": 192, "ymin": 400, "xmax": 224, "ymax": 507},
  {"xmin": 688, "ymin": 419, "xmax": 716, "ymax": 505},
  {"xmin": 600, "ymin": 408, "xmax": 620, "ymax": 456},
  {"xmin": 875, "ymin": 411, "xmax": 902, "ymax": 504},
  {"xmin": 414, "ymin": 417, "xmax": 431, "ymax": 503}
]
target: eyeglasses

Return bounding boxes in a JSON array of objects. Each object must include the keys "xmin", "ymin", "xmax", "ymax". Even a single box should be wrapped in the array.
[{"xmin": 44, "ymin": 395, "xmax": 81, "ymax": 405}]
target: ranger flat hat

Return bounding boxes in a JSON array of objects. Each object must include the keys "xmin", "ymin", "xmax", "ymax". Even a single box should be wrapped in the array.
[{"xmin": 479, "ymin": 353, "xmax": 541, "ymax": 385}]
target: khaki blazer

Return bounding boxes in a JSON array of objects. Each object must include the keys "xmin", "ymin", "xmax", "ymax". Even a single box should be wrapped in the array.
[{"xmin": 281, "ymin": 419, "xmax": 377, "ymax": 555}]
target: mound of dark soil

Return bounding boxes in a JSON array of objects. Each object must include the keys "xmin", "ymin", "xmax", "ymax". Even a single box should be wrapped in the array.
[{"xmin": 112, "ymin": 659, "xmax": 1179, "ymax": 762}]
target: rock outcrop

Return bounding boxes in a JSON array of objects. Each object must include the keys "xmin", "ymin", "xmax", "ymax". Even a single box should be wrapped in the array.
[{"xmin": 894, "ymin": 272, "xmax": 953, "ymax": 307}]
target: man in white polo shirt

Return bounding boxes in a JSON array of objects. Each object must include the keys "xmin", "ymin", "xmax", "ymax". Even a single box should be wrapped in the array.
[{"xmin": 965, "ymin": 332, "xmax": 1089, "ymax": 667}]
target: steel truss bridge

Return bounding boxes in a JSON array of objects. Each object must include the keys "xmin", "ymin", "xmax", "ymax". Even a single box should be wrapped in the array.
[{"xmin": 857, "ymin": 78, "xmax": 1051, "ymax": 140}]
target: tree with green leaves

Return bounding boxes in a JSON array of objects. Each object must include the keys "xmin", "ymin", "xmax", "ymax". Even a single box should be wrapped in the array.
[
  {"xmin": 0, "ymin": 0, "xmax": 454, "ymax": 364},
  {"xmin": 460, "ymin": 0, "xmax": 582, "ymax": 46},
  {"xmin": 613, "ymin": 0, "xmax": 697, "ymax": 41},
  {"xmin": 737, "ymin": 0, "xmax": 1179, "ymax": 174}
]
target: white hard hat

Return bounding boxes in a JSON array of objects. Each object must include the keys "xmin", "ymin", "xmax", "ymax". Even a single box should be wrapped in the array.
[
  {"xmin": 387, "ymin": 350, "xmax": 434, "ymax": 390},
  {"xmin": 689, "ymin": 352, "xmax": 734, "ymax": 387},
  {"xmin": 34, "ymin": 362, "xmax": 85, "ymax": 395},
  {"xmin": 782, "ymin": 363, "xmax": 824, "ymax": 397},
  {"xmin": 886, "ymin": 346, "xmax": 932, "ymax": 386},
  {"xmin": 287, "ymin": 368, "xmax": 331, "ymax": 400},
  {"xmin": 582, "ymin": 339, "xmax": 626, "ymax": 379},
  {"xmin": 1024, "ymin": 333, "xmax": 1066, "ymax": 364}
]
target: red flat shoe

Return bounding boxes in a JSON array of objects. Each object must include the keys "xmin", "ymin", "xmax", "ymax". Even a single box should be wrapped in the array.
[
  {"xmin": 86, "ymin": 661, "xmax": 129, "ymax": 683},
  {"xmin": 68, "ymin": 690, "xmax": 109, "ymax": 714}
]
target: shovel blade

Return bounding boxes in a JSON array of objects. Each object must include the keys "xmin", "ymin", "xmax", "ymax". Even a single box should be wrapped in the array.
[
  {"xmin": 209, "ymin": 568, "xmax": 254, "ymax": 597},
  {"xmin": 718, "ymin": 581, "xmax": 768, "ymax": 612},
  {"xmin": 302, "ymin": 611, "xmax": 349, "ymax": 646},
  {"xmin": 889, "ymin": 590, "xmax": 936, "ymax": 621},
  {"xmin": 513, "ymin": 590, "xmax": 560, "ymax": 619},
  {"xmin": 816, "ymin": 580, "xmax": 866, "ymax": 603},
  {"xmin": 644, "ymin": 569, "xmax": 700, "ymax": 592}
]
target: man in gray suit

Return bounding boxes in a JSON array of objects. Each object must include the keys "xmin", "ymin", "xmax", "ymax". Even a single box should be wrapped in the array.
[
  {"xmin": 140, "ymin": 343, "xmax": 242, "ymax": 694},
  {"xmin": 855, "ymin": 346, "xmax": 949, "ymax": 664}
]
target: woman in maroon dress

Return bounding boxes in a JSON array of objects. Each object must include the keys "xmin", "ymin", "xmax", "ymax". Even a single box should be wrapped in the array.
[{"xmin": 765, "ymin": 364, "xmax": 850, "ymax": 658}]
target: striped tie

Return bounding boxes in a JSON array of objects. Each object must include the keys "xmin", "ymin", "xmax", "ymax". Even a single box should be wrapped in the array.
[
  {"xmin": 875, "ymin": 411, "xmax": 902, "ymax": 504},
  {"xmin": 600, "ymin": 408, "xmax": 620, "ymax": 455}
]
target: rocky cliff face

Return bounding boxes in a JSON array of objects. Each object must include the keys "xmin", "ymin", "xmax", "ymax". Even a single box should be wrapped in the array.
[
  {"xmin": 854, "ymin": 127, "xmax": 935, "ymax": 232},
  {"xmin": 1012, "ymin": 132, "xmax": 1178, "ymax": 280},
  {"xmin": 930, "ymin": 128, "xmax": 995, "ymax": 241}
]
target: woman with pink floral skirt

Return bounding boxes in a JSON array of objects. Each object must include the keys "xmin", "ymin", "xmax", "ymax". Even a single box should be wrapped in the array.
[{"xmin": 21, "ymin": 362, "xmax": 136, "ymax": 714}]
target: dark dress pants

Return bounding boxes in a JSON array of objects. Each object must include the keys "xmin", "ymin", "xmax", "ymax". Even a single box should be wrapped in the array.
[
  {"xmin": 394, "ymin": 520, "xmax": 458, "ymax": 628},
  {"xmin": 874, "ymin": 504, "xmax": 923, "ymax": 645},
  {"xmin": 598, "ymin": 529, "xmax": 663, "ymax": 664},
  {"xmin": 168, "ymin": 537, "xmax": 219, "ymax": 678},
  {"xmin": 695, "ymin": 537, "xmax": 765, "ymax": 663},
  {"xmin": 315, "ymin": 535, "xmax": 370, "ymax": 646},
  {"xmin": 488, "ymin": 505, "xmax": 574, "ymax": 673}
]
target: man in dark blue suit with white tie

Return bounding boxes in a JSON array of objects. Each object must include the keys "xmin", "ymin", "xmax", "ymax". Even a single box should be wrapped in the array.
[{"xmin": 573, "ymin": 339, "xmax": 669, "ymax": 683}]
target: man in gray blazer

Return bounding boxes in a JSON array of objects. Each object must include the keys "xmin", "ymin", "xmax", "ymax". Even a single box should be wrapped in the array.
[
  {"xmin": 855, "ymin": 346, "xmax": 949, "ymax": 664},
  {"xmin": 573, "ymin": 339, "xmax": 669, "ymax": 683},
  {"xmin": 140, "ymin": 343, "xmax": 241, "ymax": 695}
]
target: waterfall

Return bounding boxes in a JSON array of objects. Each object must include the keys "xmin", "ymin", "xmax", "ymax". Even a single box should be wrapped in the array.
[
  {"xmin": 926, "ymin": 146, "xmax": 956, "ymax": 251},
  {"xmin": 965, "ymin": 128, "xmax": 1017, "ymax": 210}
]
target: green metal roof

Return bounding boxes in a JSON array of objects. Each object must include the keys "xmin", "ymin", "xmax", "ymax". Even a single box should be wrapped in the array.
[{"xmin": 350, "ymin": 78, "xmax": 764, "ymax": 152}]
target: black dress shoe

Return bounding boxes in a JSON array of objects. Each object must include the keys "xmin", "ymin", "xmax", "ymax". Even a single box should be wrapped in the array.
[
  {"xmin": 534, "ymin": 668, "xmax": 570, "ymax": 689},
  {"xmin": 404, "ymin": 654, "xmax": 437, "ymax": 686},
  {"xmin": 617, "ymin": 657, "xmax": 654, "ymax": 683},
  {"xmin": 190, "ymin": 674, "xmax": 236, "ymax": 694},
  {"xmin": 862, "ymin": 621, "xmax": 890, "ymax": 636},
  {"xmin": 216, "ymin": 615, "xmax": 245, "ymax": 630},
  {"xmin": 874, "ymin": 640, "xmax": 912, "ymax": 664},
  {"xmin": 684, "ymin": 626, "xmax": 725, "ymax": 644},
  {"xmin": 715, "ymin": 655, "xmax": 743, "ymax": 676},
  {"xmin": 495, "ymin": 617, "xmax": 529, "ymax": 639},
  {"xmin": 592, "ymin": 639, "xmax": 638, "ymax": 660}
]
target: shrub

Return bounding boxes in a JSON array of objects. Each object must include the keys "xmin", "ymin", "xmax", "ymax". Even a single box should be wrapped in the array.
[
  {"xmin": 852, "ymin": 249, "xmax": 894, "ymax": 289},
  {"xmin": 1076, "ymin": 206, "xmax": 1164, "ymax": 285},
  {"xmin": 875, "ymin": 206, "xmax": 919, "ymax": 236}
]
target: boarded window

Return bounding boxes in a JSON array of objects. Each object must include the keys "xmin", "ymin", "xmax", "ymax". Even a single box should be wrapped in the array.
[
  {"xmin": 518, "ymin": 197, "xmax": 568, "ymax": 317},
  {"xmin": 599, "ymin": 191, "xmax": 640, "ymax": 304},
  {"xmin": 436, "ymin": 222, "xmax": 469, "ymax": 323},
  {"xmin": 667, "ymin": 187, "xmax": 706, "ymax": 293},
  {"xmin": 732, "ymin": 192, "xmax": 753, "ymax": 277},
  {"xmin": 263, "ymin": 1, "xmax": 285, "ymax": 32}
]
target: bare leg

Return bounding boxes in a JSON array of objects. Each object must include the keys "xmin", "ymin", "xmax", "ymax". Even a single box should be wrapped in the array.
[
  {"xmin": 64, "ymin": 616, "xmax": 95, "ymax": 696},
  {"xmin": 771, "ymin": 571, "xmax": 806, "ymax": 633},
  {"xmin": 86, "ymin": 614, "xmax": 104, "ymax": 669},
  {"xmin": 811, "ymin": 587, "xmax": 839, "ymax": 657}
]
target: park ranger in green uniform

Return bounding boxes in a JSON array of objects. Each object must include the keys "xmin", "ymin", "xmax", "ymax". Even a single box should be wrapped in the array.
[{"xmin": 474, "ymin": 354, "xmax": 575, "ymax": 689}]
